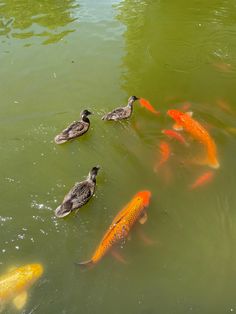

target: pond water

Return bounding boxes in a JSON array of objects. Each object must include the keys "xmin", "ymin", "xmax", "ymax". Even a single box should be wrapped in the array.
[{"xmin": 1, "ymin": 0, "xmax": 236, "ymax": 313}]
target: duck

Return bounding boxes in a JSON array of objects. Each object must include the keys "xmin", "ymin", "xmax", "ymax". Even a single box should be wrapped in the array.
[
  {"xmin": 101, "ymin": 96, "xmax": 139, "ymax": 121},
  {"xmin": 55, "ymin": 166, "xmax": 100, "ymax": 218},
  {"xmin": 54, "ymin": 109, "xmax": 92, "ymax": 144}
]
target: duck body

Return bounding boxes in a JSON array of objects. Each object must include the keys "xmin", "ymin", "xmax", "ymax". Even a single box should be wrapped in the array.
[
  {"xmin": 54, "ymin": 110, "xmax": 92, "ymax": 144},
  {"xmin": 55, "ymin": 166, "xmax": 100, "ymax": 218},
  {"xmin": 102, "ymin": 96, "xmax": 138, "ymax": 121}
]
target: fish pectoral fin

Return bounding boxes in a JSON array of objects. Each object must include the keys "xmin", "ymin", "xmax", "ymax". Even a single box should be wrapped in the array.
[
  {"xmin": 7, "ymin": 266, "xmax": 17, "ymax": 272},
  {"xmin": 139, "ymin": 211, "xmax": 148, "ymax": 224},
  {"xmin": 111, "ymin": 249, "xmax": 128, "ymax": 264},
  {"xmin": 186, "ymin": 111, "xmax": 193, "ymax": 117},
  {"xmin": 172, "ymin": 123, "xmax": 183, "ymax": 131},
  {"xmin": 13, "ymin": 291, "xmax": 28, "ymax": 310}
]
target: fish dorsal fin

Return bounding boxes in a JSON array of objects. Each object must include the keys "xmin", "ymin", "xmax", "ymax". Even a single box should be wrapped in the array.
[
  {"xmin": 13, "ymin": 291, "xmax": 28, "ymax": 310},
  {"xmin": 186, "ymin": 111, "xmax": 193, "ymax": 117},
  {"xmin": 173, "ymin": 123, "xmax": 183, "ymax": 131},
  {"xmin": 111, "ymin": 199, "xmax": 134, "ymax": 225},
  {"xmin": 139, "ymin": 211, "xmax": 148, "ymax": 224}
]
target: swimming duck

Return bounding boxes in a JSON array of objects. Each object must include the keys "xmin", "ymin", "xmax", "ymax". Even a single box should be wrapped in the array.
[
  {"xmin": 102, "ymin": 96, "xmax": 139, "ymax": 121},
  {"xmin": 55, "ymin": 166, "xmax": 100, "ymax": 218},
  {"xmin": 54, "ymin": 109, "xmax": 92, "ymax": 144}
]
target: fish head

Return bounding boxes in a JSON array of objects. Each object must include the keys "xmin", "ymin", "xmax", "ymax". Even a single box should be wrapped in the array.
[
  {"xmin": 167, "ymin": 109, "xmax": 183, "ymax": 122},
  {"xmin": 136, "ymin": 190, "xmax": 151, "ymax": 207},
  {"xmin": 26, "ymin": 264, "xmax": 44, "ymax": 282},
  {"xmin": 13, "ymin": 264, "xmax": 44, "ymax": 289}
]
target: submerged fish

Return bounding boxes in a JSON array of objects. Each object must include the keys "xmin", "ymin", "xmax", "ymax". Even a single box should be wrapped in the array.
[
  {"xmin": 162, "ymin": 129, "xmax": 188, "ymax": 146},
  {"xmin": 216, "ymin": 99, "xmax": 233, "ymax": 114},
  {"xmin": 0, "ymin": 264, "xmax": 43, "ymax": 311},
  {"xmin": 180, "ymin": 101, "xmax": 192, "ymax": 112},
  {"xmin": 139, "ymin": 98, "xmax": 160, "ymax": 115},
  {"xmin": 189, "ymin": 171, "xmax": 214, "ymax": 190},
  {"xmin": 77, "ymin": 190, "xmax": 151, "ymax": 267},
  {"xmin": 154, "ymin": 141, "xmax": 171, "ymax": 171},
  {"xmin": 167, "ymin": 109, "xmax": 219, "ymax": 169}
]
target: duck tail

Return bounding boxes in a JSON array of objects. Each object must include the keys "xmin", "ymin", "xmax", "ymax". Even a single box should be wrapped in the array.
[
  {"xmin": 75, "ymin": 260, "xmax": 94, "ymax": 270},
  {"xmin": 54, "ymin": 205, "xmax": 71, "ymax": 218}
]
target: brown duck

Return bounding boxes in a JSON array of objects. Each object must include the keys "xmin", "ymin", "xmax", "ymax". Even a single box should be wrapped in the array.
[
  {"xmin": 54, "ymin": 110, "xmax": 92, "ymax": 144},
  {"xmin": 102, "ymin": 96, "xmax": 139, "ymax": 121},
  {"xmin": 55, "ymin": 166, "xmax": 100, "ymax": 218}
]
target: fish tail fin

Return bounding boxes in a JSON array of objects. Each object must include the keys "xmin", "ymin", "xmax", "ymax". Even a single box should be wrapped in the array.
[
  {"xmin": 207, "ymin": 153, "xmax": 220, "ymax": 169},
  {"xmin": 75, "ymin": 260, "xmax": 94, "ymax": 270},
  {"xmin": 209, "ymin": 160, "xmax": 220, "ymax": 169},
  {"xmin": 206, "ymin": 142, "xmax": 220, "ymax": 169}
]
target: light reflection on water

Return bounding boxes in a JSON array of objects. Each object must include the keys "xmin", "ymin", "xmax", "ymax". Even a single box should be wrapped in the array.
[
  {"xmin": 0, "ymin": 0, "xmax": 236, "ymax": 313},
  {"xmin": 0, "ymin": 0, "xmax": 79, "ymax": 45}
]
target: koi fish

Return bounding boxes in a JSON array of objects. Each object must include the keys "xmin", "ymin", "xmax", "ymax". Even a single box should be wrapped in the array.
[
  {"xmin": 154, "ymin": 141, "xmax": 170, "ymax": 171},
  {"xmin": 139, "ymin": 98, "xmax": 160, "ymax": 115},
  {"xmin": 213, "ymin": 61, "xmax": 233, "ymax": 73},
  {"xmin": 167, "ymin": 109, "xmax": 219, "ymax": 169},
  {"xmin": 0, "ymin": 264, "xmax": 43, "ymax": 311},
  {"xmin": 189, "ymin": 171, "xmax": 214, "ymax": 190},
  {"xmin": 78, "ymin": 191, "xmax": 151, "ymax": 267},
  {"xmin": 162, "ymin": 129, "xmax": 188, "ymax": 145},
  {"xmin": 216, "ymin": 99, "xmax": 232, "ymax": 114},
  {"xmin": 180, "ymin": 102, "xmax": 192, "ymax": 112}
]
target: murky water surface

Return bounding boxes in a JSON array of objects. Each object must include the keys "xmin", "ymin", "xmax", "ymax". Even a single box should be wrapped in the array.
[{"xmin": 1, "ymin": 0, "xmax": 236, "ymax": 313}]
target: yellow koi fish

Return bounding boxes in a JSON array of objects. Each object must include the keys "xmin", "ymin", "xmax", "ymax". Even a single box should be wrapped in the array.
[{"xmin": 0, "ymin": 264, "xmax": 43, "ymax": 311}]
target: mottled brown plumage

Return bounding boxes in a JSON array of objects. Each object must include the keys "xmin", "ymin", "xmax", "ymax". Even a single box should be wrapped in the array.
[
  {"xmin": 55, "ymin": 166, "xmax": 100, "ymax": 218},
  {"xmin": 102, "ymin": 96, "xmax": 138, "ymax": 121},
  {"xmin": 54, "ymin": 110, "xmax": 92, "ymax": 144}
]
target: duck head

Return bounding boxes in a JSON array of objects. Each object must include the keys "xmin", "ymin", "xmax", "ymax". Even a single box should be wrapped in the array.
[
  {"xmin": 88, "ymin": 166, "xmax": 100, "ymax": 182},
  {"xmin": 128, "ymin": 96, "xmax": 139, "ymax": 105},
  {"xmin": 81, "ymin": 109, "xmax": 92, "ymax": 122}
]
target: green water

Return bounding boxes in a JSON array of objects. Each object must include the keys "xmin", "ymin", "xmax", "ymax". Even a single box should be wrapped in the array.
[{"xmin": 1, "ymin": 0, "xmax": 236, "ymax": 313}]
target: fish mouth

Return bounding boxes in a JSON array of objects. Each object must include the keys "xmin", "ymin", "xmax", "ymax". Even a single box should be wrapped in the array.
[
  {"xmin": 137, "ymin": 190, "xmax": 151, "ymax": 206},
  {"xmin": 33, "ymin": 264, "xmax": 44, "ymax": 278}
]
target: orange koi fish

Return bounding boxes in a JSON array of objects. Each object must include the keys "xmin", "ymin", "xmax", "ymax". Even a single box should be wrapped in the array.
[
  {"xmin": 213, "ymin": 61, "xmax": 233, "ymax": 73},
  {"xmin": 0, "ymin": 264, "xmax": 43, "ymax": 310},
  {"xmin": 167, "ymin": 109, "xmax": 219, "ymax": 169},
  {"xmin": 189, "ymin": 171, "xmax": 214, "ymax": 190},
  {"xmin": 162, "ymin": 129, "xmax": 188, "ymax": 145},
  {"xmin": 78, "ymin": 191, "xmax": 151, "ymax": 267},
  {"xmin": 154, "ymin": 141, "xmax": 170, "ymax": 171},
  {"xmin": 180, "ymin": 102, "xmax": 192, "ymax": 112},
  {"xmin": 139, "ymin": 98, "xmax": 160, "ymax": 115}
]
